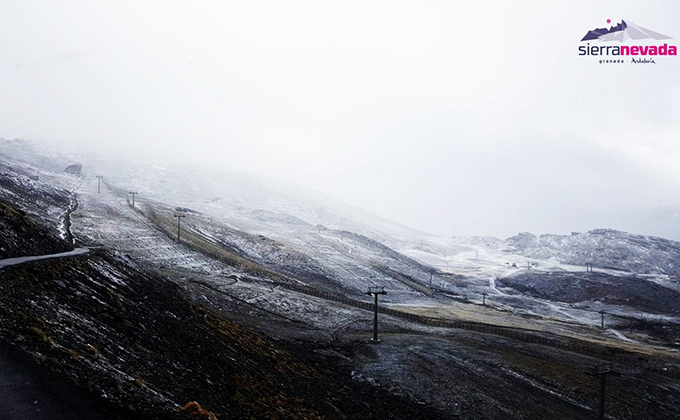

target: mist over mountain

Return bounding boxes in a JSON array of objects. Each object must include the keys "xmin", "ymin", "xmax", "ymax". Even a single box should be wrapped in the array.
[
  {"xmin": 3, "ymin": 123, "xmax": 680, "ymax": 420},
  {"xmin": 4, "ymin": 135, "xmax": 680, "ymax": 243},
  {"xmin": 2, "ymin": 2, "xmax": 680, "ymax": 418},
  {"xmin": 4, "ymin": 137, "xmax": 680, "ymax": 286}
]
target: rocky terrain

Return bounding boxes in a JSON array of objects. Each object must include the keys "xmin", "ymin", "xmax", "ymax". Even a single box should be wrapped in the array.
[
  {"xmin": 506, "ymin": 230, "xmax": 680, "ymax": 277},
  {"xmin": 0, "ymin": 248, "xmax": 449, "ymax": 419},
  {"xmin": 0, "ymin": 336, "xmax": 137, "ymax": 420},
  {"xmin": 0, "ymin": 198, "xmax": 72, "ymax": 259},
  {"xmin": 498, "ymin": 270, "xmax": 680, "ymax": 315},
  {"xmin": 2, "ymin": 140, "xmax": 680, "ymax": 419},
  {"xmin": 0, "ymin": 158, "xmax": 75, "ymax": 258}
]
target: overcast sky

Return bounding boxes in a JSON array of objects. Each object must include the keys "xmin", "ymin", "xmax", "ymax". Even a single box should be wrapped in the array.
[{"xmin": 1, "ymin": 1, "xmax": 680, "ymax": 239}]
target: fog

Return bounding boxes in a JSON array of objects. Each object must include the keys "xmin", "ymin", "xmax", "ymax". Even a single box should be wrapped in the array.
[{"xmin": 1, "ymin": 1, "xmax": 680, "ymax": 239}]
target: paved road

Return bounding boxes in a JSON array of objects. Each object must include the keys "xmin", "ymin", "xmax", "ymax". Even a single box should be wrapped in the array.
[{"xmin": 0, "ymin": 248, "xmax": 89, "ymax": 270}]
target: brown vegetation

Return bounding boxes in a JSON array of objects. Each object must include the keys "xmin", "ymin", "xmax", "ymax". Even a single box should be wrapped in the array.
[
  {"xmin": 179, "ymin": 401, "xmax": 218, "ymax": 420},
  {"xmin": 26, "ymin": 326, "xmax": 50, "ymax": 342}
]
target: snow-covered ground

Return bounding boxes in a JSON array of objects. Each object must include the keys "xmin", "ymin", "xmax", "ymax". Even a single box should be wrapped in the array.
[
  {"xmin": 3, "ymin": 138, "xmax": 680, "ymax": 335},
  {"xmin": 73, "ymin": 177, "xmax": 229, "ymax": 274}
]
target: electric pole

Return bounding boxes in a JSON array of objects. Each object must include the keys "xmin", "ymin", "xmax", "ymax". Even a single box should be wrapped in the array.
[
  {"xmin": 365, "ymin": 286, "xmax": 387, "ymax": 342},
  {"xmin": 129, "ymin": 190, "xmax": 138, "ymax": 206},
  {"xmin": 173, "ymin": 212, "xmax": 186, "ymax": 242},
  {"xmin": 429, "ymin": 271, "xmax": 433, "ymax": 287},
  {"xmin": 593, "ymin": 363, "xmax": 617, "ymax": 420},
  {"xmin": 96, "ymin": 175, "xmax": 103, "ymax": 194},
  {"xmin": 481, "ymin": 292, "xmax": 488, "ymax": 306},
  {"xmin": 598, "ymin": 311, "xmax": 606, "ymax": 329}
]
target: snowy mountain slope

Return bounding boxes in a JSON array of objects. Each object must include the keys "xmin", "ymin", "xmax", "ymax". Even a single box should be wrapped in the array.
[
  {"xmin": 0, "ymin": 138, "xmax": 82, "ymax": 175},
  {"xmin": 505, "ymin": 230, "xmax": 680, "ymax": 277},
  {"xmin": 0, "ymin": 139, "xmax": 453, "ymax": 298},
  {"xmin": 4, "ymin": 137, "xmax": 678, "ymax": 280},
  {"xmin": 0, "ymin": 157, "xmax": 79, "ymax": 257},
  {"xmin": 128, "ymin": 190, "xmax": 451, "ymax": 301},
  {"xmin": 4, "ymin": 138, "xmax": 680, "ymax": 320},
  {"xmin": 0, "ymin": 149, "xmax": 443, "ymax": 306},
  {"xmin": 0, "ymin": 138, "xmax": 433, "ymax": 244}
]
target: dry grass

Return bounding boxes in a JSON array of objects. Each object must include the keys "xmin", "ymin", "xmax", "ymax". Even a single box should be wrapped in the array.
[
  {"xmin": 26, "ymin": 326, "xmax": 50, "ymax": 342},
  {"xmin": 179, "ymin": 401, "xmax": 218, "ymax": 420},
  {"xmin": 65, "ymin": 348, "xmax": 80, "ymax": 359},
  {"xmin": 30, "ymin": 316, "xmax": 47, "ymax": 327}
]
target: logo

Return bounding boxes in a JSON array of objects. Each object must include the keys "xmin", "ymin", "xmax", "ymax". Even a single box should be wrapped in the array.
[{"xmin": 578, "ymin": 19, "xmax": 677, "ymax": 64}]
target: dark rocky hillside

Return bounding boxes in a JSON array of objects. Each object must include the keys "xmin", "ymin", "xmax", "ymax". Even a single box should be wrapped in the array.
[
  {"xmin": 0, "ymin": 250, "xmax": 447, "ymax": 420},
  {"xmin": 0, "ymin": 337, "xmax": 140, "ymax": 420},
  {"xmin": 0, "ymin": 160, "xmax": 76, "ymax": 257},
  {"xmin": 0, "ymin": 198, "xmax": 72, "ymax": 258},
  {"xmin": 505, "ymin": 230, "xmax": 680, "ymax": 276},
  {"xmin": 498, "ymin": 270, "xmax": 680, "ymax": 314}
]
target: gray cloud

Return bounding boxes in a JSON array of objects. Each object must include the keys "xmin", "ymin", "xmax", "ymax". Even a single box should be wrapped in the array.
[{"xmin": 1, "ymin": 1, "xmax": 679, "ymax": 239}]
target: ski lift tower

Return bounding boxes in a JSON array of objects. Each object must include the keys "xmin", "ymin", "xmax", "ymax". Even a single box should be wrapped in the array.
[
  {"xmin": 598, "ymin": 310, "xmax": 606, "ymax": 329},
  {"xmin": 96, "ymin": 175, "xmax": 104, "ymax": 194},
  {"xmin": 173, "ymin": 211, "xmax": 187, "ymax": 242},
  {"xmin": 365, "ymin": 286, "xmax": 387, "ymax": 342},
  {"xmin": 129, "ymin": 190, "xmax": 138, "ymax": 206},
  {"xmin": 593, "ymin": 363, "xmax": 618, "ymax": 420}
]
